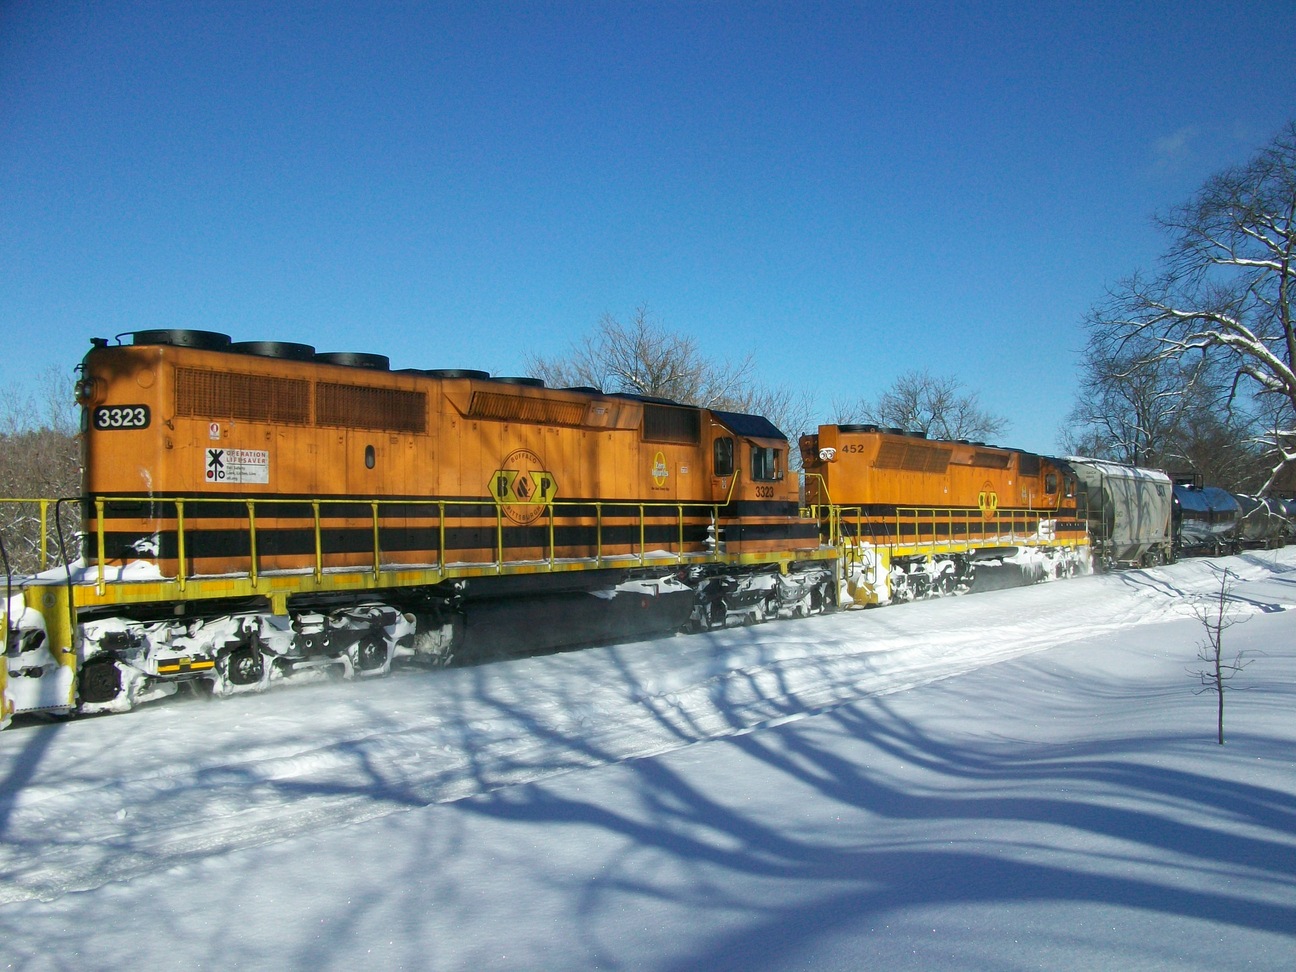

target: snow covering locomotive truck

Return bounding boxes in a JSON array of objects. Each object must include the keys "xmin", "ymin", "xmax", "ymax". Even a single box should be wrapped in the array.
[{"xmin": 6, "ymin": 327, "xmax": 1275, "ymax": 729}]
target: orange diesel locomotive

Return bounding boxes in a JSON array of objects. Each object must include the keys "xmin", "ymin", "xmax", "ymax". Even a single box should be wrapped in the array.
[
  {"xmin": 4, "ymin": 330, "xmax": 835, "ymax": 719},
  {"xmin": 800, "ymin": 424, "xmax": 1088, "ymax": 604}
]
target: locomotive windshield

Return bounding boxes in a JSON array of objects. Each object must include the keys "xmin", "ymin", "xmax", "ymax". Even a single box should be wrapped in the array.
[
  {"xmin": 713, "ymin": 437, "xmax": 734, "ymax": 476},
  {"xmin": 751, "ymin": 445, "xmax": 782, "ymax": 481}
]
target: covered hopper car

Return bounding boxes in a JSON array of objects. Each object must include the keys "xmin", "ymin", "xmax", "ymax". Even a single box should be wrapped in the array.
[{"xmin": 1063, "ymin": 457, "xmax": 1174, "ymax": 569}]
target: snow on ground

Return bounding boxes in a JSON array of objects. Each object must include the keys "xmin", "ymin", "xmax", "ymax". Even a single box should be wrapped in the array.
[{"xmin": 2, "ymin": 551, "xmax": 1295, "ymax": 970}]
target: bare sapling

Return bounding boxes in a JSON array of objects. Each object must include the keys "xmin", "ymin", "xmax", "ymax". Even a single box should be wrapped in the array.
[{"xmin": 1189, "ymin": 566, "xmax": 1252, "ymax": 744}]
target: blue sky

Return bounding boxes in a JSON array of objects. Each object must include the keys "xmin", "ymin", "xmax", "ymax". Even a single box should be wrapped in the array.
[{"xmin": 3, "ymin": 1, "xmax": 1294, "ymax": 453}]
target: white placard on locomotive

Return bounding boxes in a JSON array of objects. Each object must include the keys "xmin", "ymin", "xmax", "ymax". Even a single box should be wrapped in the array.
[{"xmin": 205, "ymin": 448, "xmax": 270, "ymax": 484}]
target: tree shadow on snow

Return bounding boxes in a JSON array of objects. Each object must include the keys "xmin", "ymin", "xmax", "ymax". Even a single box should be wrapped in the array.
[{"xmin": 435, "ymin": 647, "xmax": 1296, "ymax": 970}]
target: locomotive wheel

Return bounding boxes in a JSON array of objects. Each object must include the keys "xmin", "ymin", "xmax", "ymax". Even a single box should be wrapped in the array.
[
  {"xmin": 708, "ymin": 600, "xmax": 726, "ymax": 628},
  {"xmin": 222, "ymin": 648, "xmax": 265, "ymax": 687},
  {"xmin": 348, "ymin": 637, "xmax": 392, "ymax": 675},
  {"xmin": 79, "ymin": 657, "xmax": 123, "ymax": 705}
]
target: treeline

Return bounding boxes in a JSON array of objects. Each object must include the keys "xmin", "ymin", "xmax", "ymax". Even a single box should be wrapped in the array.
[{"xmin": 0, "ymin": 370, "xmax": 81, "ymax": 574}]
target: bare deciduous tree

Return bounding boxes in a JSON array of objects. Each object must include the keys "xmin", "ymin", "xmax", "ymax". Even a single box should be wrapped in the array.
[
  {"xmin": 1085, "ymin": 121, "xmax": 1296, "ymax": 492},
  {"xmin": 1061, "ymin": 330, "xmax": 1272, "ymax": 489},
  {"xmin": 1189, "ymin": 566, "xmax": 1252, "ymax": 745},
  {"xmin": 526, "ymin": 307, "xmax": 754, "ymax": 405},
  {"xmin": 835, "ymin": 369, "xmax": 1008, "ymax": 442},
  {"xmin": 525, "ymin": 307, "xmax": 814, "ymax": 458},
  {"xmin": 1064, "ymin": 329, "xmax": 1208, "ymax": 466}
]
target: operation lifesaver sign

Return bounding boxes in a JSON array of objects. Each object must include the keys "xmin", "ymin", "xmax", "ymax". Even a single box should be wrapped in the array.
[
  {"xmin": 488, "ymin": 449, "xmax": 556, "ymax": 524},
  {"xmin": 977, "ymin": 481, "xmax": 999, "ymax": 518},
  {"xmin": 205, "ymin": 448, "xmax": 269, "ymax": 484}
]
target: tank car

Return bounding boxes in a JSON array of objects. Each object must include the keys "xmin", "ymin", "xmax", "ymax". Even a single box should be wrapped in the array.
[
  {"xmin": 799, "ymin": 425, "xmax": 1088, "ymax": 604},
  {"xmin": 2, "ymin": 330, "xmax": 834, "ymax": 724},
  {"xmin": 1232, "ymin": 494, "xmax": 1290, "ymax": 549},
  {"xmin": 1282, "ymin": 498, "xmax": 1296, "ymax": 541},
  {"xmin": 1171, "ymin": 477, "xmax": 1242, "ymax": 557},
  {"xmin": 1062, "ymin": 457, "xmax": 1174, "ymax": 569}
]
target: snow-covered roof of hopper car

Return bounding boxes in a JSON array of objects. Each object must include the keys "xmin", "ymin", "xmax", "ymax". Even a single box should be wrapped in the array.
[
  {"xmin": 1064, "ymin": 456, "xmax": 1171, "ymax": 484},
  {"xmin": 710, "ymin": 409, "xmax": 787, "ymax": 442}
]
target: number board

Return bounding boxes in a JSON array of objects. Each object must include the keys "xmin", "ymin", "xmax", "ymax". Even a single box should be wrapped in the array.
[{"xmin": 92, "ymin": 404, "xmax": 151, "ymax": 430}]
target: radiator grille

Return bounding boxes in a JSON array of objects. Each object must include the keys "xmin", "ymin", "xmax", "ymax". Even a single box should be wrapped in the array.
[
  {"xmin": 317, "ymin": 383, "xmax": 427, "ymax": 433},
  {"xmin": 971, "ymin": 451, "xmax": 1011, "ymax": 469},
  {"xmin": 468, "ymin": 390, "xmax": 588, "ymax": 427},
  {"xmin": 643, "ymin": 404, "xmax": 701, "ymax": 444},
  {"xmin": 175, "ymin": 369, "xmax": 311, "ymax": 424},
  {"xmin": 874, "ymin": 441, "xmax": 952, "ymax": 473}
]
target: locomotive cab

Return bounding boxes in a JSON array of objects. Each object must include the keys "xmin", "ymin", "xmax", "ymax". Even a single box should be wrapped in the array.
[{"xmin": 705, "ymin": 411, "xmax": 811, "ymax": 556}]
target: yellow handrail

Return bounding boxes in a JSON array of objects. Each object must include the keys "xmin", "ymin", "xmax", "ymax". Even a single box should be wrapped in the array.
[
  {"xmin": 0, "ymin": 498, "xmax": 58, "ymax": 573},
  {"xmin": 311, "ymin": 500, "xmax": 322, "ymax": 582},
  {"xmin": 247, "ymin": 500, "xmax": 260, "ymax": 584},
  {"xmin": 50, "ymin": 492, "xmax": 749, "ymax": 588},
  {"xmin": 96, "ymin": 498, "xmax": 106, "ymax": 596},
  {"xmin": 803, "ymin": 502, "xmax": 1081, "ymax": 557},
  {"xmin": 175, "ymin": 499, "xmax": 187, "ymax": 593}
]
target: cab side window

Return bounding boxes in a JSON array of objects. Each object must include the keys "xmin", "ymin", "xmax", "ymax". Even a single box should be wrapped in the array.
[
  {"xmin": 713, "ymin": 437, "xmax": 734, "ymax": 477},
  {"xmin": 1045, "ymin": 473, "xmax": 1058, "ymax": 494},
  {"xmin": 751, "ymin": 446, "xmax": 782, "ymax": 482}
]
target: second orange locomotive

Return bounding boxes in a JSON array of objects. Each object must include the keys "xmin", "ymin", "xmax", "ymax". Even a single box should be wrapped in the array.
[{"xmin": 800, "ymin": 424, "xmax": 1088, "ymax": 603}]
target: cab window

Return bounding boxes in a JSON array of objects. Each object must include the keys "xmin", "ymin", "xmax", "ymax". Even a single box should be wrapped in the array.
[
  {"xmin": 751, "ymin": 446, "xmax": 782, "ymax": 482},
  {"xmin": 713, "ymin": 437, "xmax": 734, "ymax": 476},
  {"xmin": 1045, "ymin": 473, "xmax": 1058, "ymax": 494}
]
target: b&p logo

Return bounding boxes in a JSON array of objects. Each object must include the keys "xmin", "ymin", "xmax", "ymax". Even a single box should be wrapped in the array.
[{"xmin": 488, "ymin": 449, "xmax": 556, "ymax": 524}]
